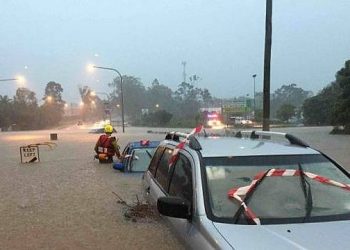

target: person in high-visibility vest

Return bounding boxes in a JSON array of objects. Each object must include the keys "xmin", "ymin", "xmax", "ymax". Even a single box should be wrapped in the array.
[{"xmin": 94, "ymin": 124, "xmax": 121, "ymax": 163}]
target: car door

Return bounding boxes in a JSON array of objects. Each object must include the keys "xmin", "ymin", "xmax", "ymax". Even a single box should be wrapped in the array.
[
  {"xmin": 143, "ymin": 146, "xmax": 166, "ymax": 203},
  {"xmin": 148, "ymin": 147, "xmax": 173, "ymax": 202},
  {"xmin": 166, "ymin": 153, "xmax": 194, "ymax": 245},
  {"xmin": 167, "ymin": 152, "xmax": 220, "ymax": 249},
  {"xmin": 147, "ymin": 145, "xmax": 195, "ymax": 244},
  {"xmin": 144, "ymin": 146, "xmax": 216, "ymax": 249}
]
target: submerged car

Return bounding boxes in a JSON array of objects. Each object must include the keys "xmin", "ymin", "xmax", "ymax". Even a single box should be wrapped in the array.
[
  {"xmin": 143, "ymin": 130, "xmax": 350, "ymax": 249},
  {"xmin": 114, "ymin": 140, "xmax": 160, "ymax": 172}
]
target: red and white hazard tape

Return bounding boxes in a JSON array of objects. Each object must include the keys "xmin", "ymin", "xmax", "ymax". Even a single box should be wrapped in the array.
[
  {"xmin": 229, "ymin": 191, "xmax": 261, "ymax": 225},
  {"xmin": 189, "ymin": 125, "xmax": 203, "ymax": 135},
  {"xmin": 227, "ymin": 168, "xmax": 350, "ymax": 225},
  {"xmin": 168, "ymin": 125, "xmax": 203, "ymax": 168}
]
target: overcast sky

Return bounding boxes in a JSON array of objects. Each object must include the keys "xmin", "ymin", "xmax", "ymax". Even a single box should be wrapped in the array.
[{"xmin": 1, "ymin": 0, "xmax": 349, "ymax": 103}]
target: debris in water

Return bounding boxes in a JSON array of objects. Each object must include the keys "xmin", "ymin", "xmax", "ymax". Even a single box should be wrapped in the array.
[{"xmin": 112, "ymin": 192, "xmax": 159, "ymax": 222}]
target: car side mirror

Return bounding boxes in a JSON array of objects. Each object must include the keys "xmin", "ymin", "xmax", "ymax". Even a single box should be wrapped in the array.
[
  {"xmin": 113, "ymin": 162, "xmax": 125, "ymax": 172},
  {"xmin": 157, "ymin": 196, "xmax": 191, "ymax": 219}
]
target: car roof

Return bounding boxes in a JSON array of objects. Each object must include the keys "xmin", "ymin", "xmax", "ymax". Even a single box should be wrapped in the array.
[
  {"xmin": 163, "ymin": 136, "xmax": 319, "ymax": 157},
  {"xmin": 129, "ymin": 140, "xmax": 160, "ymax": 149},
  {"xmin": 197, "ymin": 137, "xmax": 319, "ymax": 157}
]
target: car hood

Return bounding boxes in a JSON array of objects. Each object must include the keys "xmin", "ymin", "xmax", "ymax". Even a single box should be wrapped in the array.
[{"xmin": 213, "ymin": 220, "xmax": 350, "ymax": 250}]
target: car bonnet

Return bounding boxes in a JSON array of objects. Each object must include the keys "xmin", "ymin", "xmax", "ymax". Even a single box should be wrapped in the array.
[{"xmin": 213, "ymin": 220, "xmax": 350, "ymax": 249}]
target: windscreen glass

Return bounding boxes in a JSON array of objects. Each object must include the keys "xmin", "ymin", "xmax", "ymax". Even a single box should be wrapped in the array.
[{"xmin": 204, "ymin": 154, "xmax": 350, "ymax": 224}]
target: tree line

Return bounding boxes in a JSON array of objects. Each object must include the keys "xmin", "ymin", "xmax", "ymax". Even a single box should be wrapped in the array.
[
  {"xmin": 303, "ymin": 60, "xmax": 350, "ymax": 133},
  {"xmin": 252, "ymin": 84, "xmax": 312, "ymax": 123},
  {"xmin": 108, "ymin": 76, "xmax": 316, "ymax": 127},
  {"xmin": 0, "ymin": 81, "xmax": 65, "ymax": 131},
  {"xmin": 257, "ymin": 59, "xmax": 350, "ymax": 132},
  {"xmin": 1, "ymin": 60, "xmax": 348, "ymax": 131},
  {"xmin": 108, "ymin": 77, "xmax": 214, "ymax": 127}
]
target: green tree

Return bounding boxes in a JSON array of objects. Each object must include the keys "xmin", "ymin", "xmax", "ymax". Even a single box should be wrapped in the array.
[
  {"xmin": 271, "ymin": 84, "xmax": 312, "ymax": 118},
  {"xmin": 12, "ymin": 88, "xmax": 39, "ymax": 130},
  {"xmin": 107, "ymin": 75, "xmax": 214, "ymax": 127},
  {"xmin": 43, "ymin": 81, "xmax": 64, "ymax": 104},
  {"xmin": 146, "ymin": 79, "xmax": 176, "ymax": 113},
  {"xmin": 302, "ymin": 82, "xmax": 341, "ymax": 125},
  {"xmin": 200, "ymin": 88, "xmax": 213, "ymax": 107},
  {"xmin": 276, "ymin": 104, "xmax": 296, "ymax": 122},
  {"xmin": 40, "ymin": 81, "xmax": 65, "ymax": 128},
  {"xmin": 174, "ymin": 82, "xmax": 201, "ymax": 118},
  {"xmin": 302, "ymin": 61, "xmax": 350, "ymax": 127},
  {"xmin": 109, "ymin": 75, "xmax": 147, "ymax": 121},
  {"xmin": 174, "ymin": 82, "xmax": 200, "ymax": 101},
  {"xmin": 332, "ymin": 60, "xmax": 350, "ymax": 130},
  {"xmin": 0, "ymin": 95, "xmax": 13, "ymax": 130}
]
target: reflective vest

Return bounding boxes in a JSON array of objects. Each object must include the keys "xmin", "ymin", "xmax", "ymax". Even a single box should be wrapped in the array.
[{"xmin": 96, "ymin": 135, "xmax": 116, "ymax": 157}]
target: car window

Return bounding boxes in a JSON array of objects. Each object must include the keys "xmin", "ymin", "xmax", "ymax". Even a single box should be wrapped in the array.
[
  {"xmin": 155, "ymin": 148, "xmax": 173, "ymax": 191},
  {"xmin": 130, "ymin": 148, "xmax": 156, "ymax": 172},
  {"xmin": 168, "ymin": 154, "xmax": 193, "ymax": 204},
  {"xmin": 122, "ymin": 145, "xmax": 130, "ymax": 155},
  {"xmin": 148, "ymin": 146, "xmax": 165, "ymax": 176}
]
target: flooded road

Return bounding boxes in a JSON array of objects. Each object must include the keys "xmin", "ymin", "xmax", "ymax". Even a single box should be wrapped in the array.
[
  {"xmin": 0, "ymin": 125, "xmax": 349, "ymax": 249},
  {"xmin": 0, "ymin": 126, "xmax": 180, "ymax": 250},
  {"xmin": 275, "ymin": 126, "xmax": 350, "ymax": 169}
]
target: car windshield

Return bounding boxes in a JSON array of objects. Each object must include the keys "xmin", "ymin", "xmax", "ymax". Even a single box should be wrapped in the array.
[
  {"xmin": 130, "ymin": 148, "xmax": 156, "ymax": 172},
  {"xmin": 203, "ymin": 154, "xmax": 350, "ymax": 224}
]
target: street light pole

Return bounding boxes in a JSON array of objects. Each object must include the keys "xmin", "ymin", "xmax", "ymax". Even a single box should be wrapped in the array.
[
  {"xmin": 0, "ymin": 78, "xmax": 17, "ymax": 82},
  {"xmin": 252, "ymin": 74, "xmax": 257, "ymax": 118},
  {"xmin": 0, "ymin": 76, "xmax": 26, "ymax": 88},
  {"xmin": 93, "ymin": 66, "xmax": 125, "ymax": 133}
]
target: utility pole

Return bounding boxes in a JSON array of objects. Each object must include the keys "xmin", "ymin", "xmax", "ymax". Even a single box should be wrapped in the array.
[
  {"xmin": 263, "ymin": 0, "xmax": 273, "ymax": 131},
  {"xmin": 182, "ymin": 61, "xmax": 187, "ymax": 83}
]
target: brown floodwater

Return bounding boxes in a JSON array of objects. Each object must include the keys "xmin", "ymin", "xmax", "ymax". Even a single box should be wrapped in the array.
[
  {"xmin": 0, "ymin": 125, "xmax": 349, "ymax": 249},
  {"xmin": 0, "ymin": 127, "xmax": 181, "ymax": 250}
]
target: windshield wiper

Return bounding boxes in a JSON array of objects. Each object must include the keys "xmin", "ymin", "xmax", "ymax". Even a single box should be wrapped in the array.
[
  {"xmin": 232, "ymin": 169, "xmax": 270, "ymax": 224},
  {"xmin": 298, "ymin": 163, "xmax": 313, "ymax": 222},
  {"xmin": 145, "ymin": 150, "xmax": 152, "ymax": 158}
]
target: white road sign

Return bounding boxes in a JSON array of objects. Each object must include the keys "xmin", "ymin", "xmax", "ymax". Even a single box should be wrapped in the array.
[{"xmin": 20, "ymin": 146, "xmax": 40, "ymax": 163}]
